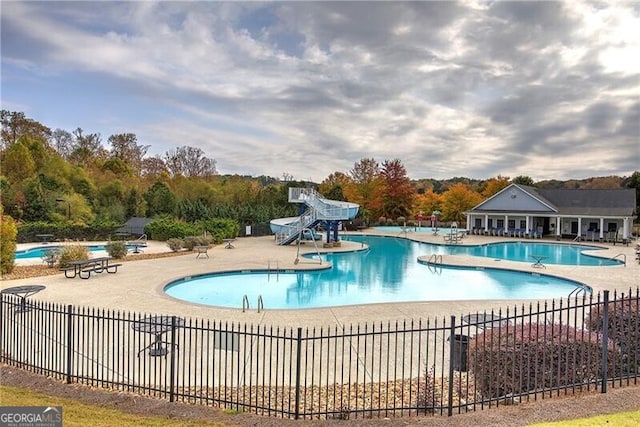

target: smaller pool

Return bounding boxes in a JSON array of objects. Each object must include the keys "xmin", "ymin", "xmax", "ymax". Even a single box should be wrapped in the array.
[{"xmin": 16, "ymin": 244, "xmax": 133, "ymax": 260}]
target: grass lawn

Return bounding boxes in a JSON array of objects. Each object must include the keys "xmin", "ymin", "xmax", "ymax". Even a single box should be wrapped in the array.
[
  {"xmin": 0, "ymin": 385, "xmax": 231, "ymax": 427},
  {"xmin": 530, "ymin": 410, "xmax": 640, "ymax": 426}
]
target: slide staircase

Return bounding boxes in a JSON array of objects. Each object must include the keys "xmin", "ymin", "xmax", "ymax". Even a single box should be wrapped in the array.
[{"xmin": 271, "ymin": 188, "xmax": 359, "ymax": 245}]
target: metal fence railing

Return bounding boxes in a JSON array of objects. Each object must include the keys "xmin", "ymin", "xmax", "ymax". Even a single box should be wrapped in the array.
[{"xmin": 1, "ymin": 288, "xmax": 638, "ymax": 419}]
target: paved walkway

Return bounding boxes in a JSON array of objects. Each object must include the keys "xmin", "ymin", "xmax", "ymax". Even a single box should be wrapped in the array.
[{"xmin": 4, "ymin": 232, "xmax": 639, "ymax": 328}]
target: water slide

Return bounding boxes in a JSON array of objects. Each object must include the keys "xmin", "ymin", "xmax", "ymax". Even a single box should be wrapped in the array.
[{"xmin": 270, "ymin": 188, "xmax": 359, "ymax": 245}]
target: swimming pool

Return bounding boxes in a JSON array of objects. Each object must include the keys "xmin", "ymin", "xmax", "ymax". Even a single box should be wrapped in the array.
[
  {"xmin": 164, "ymin": 235, "xmax": 591, "ymax": 309},
  {"xmin": 16, "ymin": 244, "xmax": 132, "ymax": 259}
]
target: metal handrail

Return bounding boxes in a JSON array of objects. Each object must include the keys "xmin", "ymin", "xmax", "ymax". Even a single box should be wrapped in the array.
[
  {"xmin": 428, "ymin": 254, "xmax": 443, "ymax": 265},
  {"xmin": 609, "ymin": 253, "xmax": 626, "ymax": 266},
  {"xmin": 268, "ymin": 260, "xmax": 279, "ymax": 279},
  {"xmin": 257, "ymin": 295, "xmax": 264, "ymax": 313},
  {"xmin": 242, "ymin": 295, "xmax": 249, "ymax": 312},
  {"xmin": 569, "ymin": 286, "xmax": 587, "ymax": 298}
]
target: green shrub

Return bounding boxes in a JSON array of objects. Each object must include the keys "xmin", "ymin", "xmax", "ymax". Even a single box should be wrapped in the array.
[
  {"xmin": 58, "ymin": 245, "xmax": 90, "ymax": 267},
  {"xmin": 144, "ymin": 218, "xmax": 198, "ymax": 241},
  {"xmin": 105, "ymin": 241, "xmax": 128, "ymax": 259},
  {"xmin": 166, "ymin": 238, "xmax": 183, "ymax": 252},
  {"xmin": 182, "ymin": 236, "xmax": 197, "ymax": 251},
  {"xmin": 17, "ymin": 220, "xmax": 121, "ymax": 243},
  {"xmin": 396, "ymin": 216, "xmax": 406, "ymax": 225},
  {"xmin": 586, "ymin": 295, "xmax": 640, "ymax": 374},
  {"xmin": 0, "ymin": 214, "xmax": 17, "ymax": 275},
  {"xmin": 197, "ymin": 219, "xmax": 239, "ymax": 243},
  {"xmin": 469, "ymin": 323, "xmax": 620, "ymax": 399}
]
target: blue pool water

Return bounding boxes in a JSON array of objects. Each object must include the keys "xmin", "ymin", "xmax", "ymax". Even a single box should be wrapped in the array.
[{"xmin": 164, "ymin": 235, "xmax": 594, "ymax": 309}]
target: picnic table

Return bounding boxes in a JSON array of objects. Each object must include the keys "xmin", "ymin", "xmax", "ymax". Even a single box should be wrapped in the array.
[
  {"xmin": 223, "ymin": 239, "xmax": 236, "ymax": 249},
  {"xmin": 1, "ymin": 285, "xmax": 46, "ymax": 313},
  {"xmin": 132, "ymin": 315, "xmax": 185, "ymax": 357},
  {"xmin": 60, "ymin": 257, "xmax": 122, "ymax": 279}
]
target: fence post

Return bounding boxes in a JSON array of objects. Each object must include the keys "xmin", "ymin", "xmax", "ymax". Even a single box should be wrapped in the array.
[
  {"xmin": 294, "ymin": 327, "xmax": 303, "ymax": 420},
  {"xmin": 66, "ymin": 304, "xmax": 74, "ymax": 384},
  {"xmin": 601, "ymin": 290, "xmax": 610, "ymax": 394},
  {"xmin": 447, "ymin": 315, "xmax": 455, "ymax": 417},
  {"xmin": 169, "ymin": 315, "xmax": 177, "ymax": 402},
  {"xmin": 0, "ymin": 294, "xmax": 4, "ymax": 363}
]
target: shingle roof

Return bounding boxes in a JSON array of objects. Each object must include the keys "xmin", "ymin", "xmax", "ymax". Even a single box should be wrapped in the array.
[{"xmin": 530, "ymin": 188, "xmax": 635, "ymax": 216}]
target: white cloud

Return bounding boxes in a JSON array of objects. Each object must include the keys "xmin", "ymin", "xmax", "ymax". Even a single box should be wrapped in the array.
[{"xmin": 1, "ymin": 1, "xmax": 638, "ymax": 181}]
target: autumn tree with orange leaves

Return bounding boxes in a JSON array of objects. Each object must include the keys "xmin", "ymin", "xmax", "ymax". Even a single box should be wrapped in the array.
[
  {"xmin": 378, "ymin": 159, "xmax": 415, "ymax": 220},
  {"xmin": 441, "ymin": 183, "xmax": 483, "ymax": 223}
]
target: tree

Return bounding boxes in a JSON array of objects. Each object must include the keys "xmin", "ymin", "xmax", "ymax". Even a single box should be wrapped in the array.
[
  {"xmin": 481, "ymin": 175, "xmax": 510, "ymax": 198},
  {"xmin": 1, "ymin": 141, "xmax": 36, "ymax": 183},
  {"xmin": 512, "ymin": 175, "xmax": 535, "ymax": 186},
  {"xmin": 141, "ymin": 155, "xmax": 169, "ymax": 177},
  {"xmin": 108, "ymin": 133, "xmax": 149, "ymax": 176},
  {"xmin": 125, "ymin": 188, "xmax": 147, "ymax": 218},
  {"xmin": 379, "ymin": 159, "xmax": 415, "ymax": 220},
  {"xmin": 144, "ymin": 181, "xmax": 177, "ymax": 216},
  {"xmin": 622, "ymin": 171, "xmax": 640, "ymax": 220},
  {"xmin": 164, "ymin": 146, "xmax": 217, "ymax": 177},
  {"xmin": 347, "ymin": 158, "xmax": 382, "ymax": 223},
  {"xmin": 0, "ymin": 110, "xmax": 51, "ymax": 149},
  {"xmin": 51, "ymin": 128, "xmax": 74, "ymax": 159},
  {"xmin": 441, "ymin": 183, "xmax": 483, "ymax": 224},
  {"xmin": 69, "ymin": 128, "xmax": 106, "ymax": 165},
  {"xmin": 319, "ymin": 172, "xmax": 352, "ymax": 201},
  {"xmin": 413, "ymin": 189, "xmax": 443, "ymax": 219}
]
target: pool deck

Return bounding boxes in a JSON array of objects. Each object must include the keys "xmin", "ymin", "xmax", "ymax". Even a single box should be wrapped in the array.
[{"xmin": 3, "ymin": 231, "xmax": 639, "ymax": 329}]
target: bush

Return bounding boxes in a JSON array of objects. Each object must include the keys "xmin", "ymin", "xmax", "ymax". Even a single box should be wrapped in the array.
[
  {"xmin": 58, "ymin": 245, "xmax": 90, "ymax": 267},
  {"xmin": 105, "ymin": 241, "xmax": 128, "ymax": 259},
  {"xmin": 586, "ymin": 295, "xmax": 640, "ymax": 374},
  {"xmin": 144, "ymin": 218, "xmax": 198, "ymax": 241},
  {"xmin": 166, "ymin": 238, "xmax": 183, "ymax": 252},
  {"xmin": 469, "ymin": 323, "xmax": 620, "ymax": 399},
  {"xmin": 0, "ymin": 214, "xmax": 17, "ymax": 275},
  {"xmin": 197, "ymin": 219, "xmax": 239, "ymax": 243},
  {"xmin": 416, "ymin": 364, "xmax": 439, "ymax": 413},
  {"xmin": 17, "ymin": 220, "xmax": 121, "ymax": 243}
]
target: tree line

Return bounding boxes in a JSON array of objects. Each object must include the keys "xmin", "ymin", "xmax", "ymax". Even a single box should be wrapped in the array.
[{"xmin": 1, "ymin": 110, "xmax": 638, "ymax": 229}]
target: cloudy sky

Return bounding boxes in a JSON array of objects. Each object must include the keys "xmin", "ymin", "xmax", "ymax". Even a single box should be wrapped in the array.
[{"xmin": 2, "ymin": 1, "xmax": 638, "ymax": 182}]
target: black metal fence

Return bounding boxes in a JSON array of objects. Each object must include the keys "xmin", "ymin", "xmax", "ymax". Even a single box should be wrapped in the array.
[{"xmin": 1, "ymin": 288, "xmax": 638, "ymax": 419}]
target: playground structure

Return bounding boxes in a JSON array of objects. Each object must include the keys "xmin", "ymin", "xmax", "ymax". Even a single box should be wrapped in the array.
[{"xmin": 270, "ymin": 188, "xmax": 359, "ymax": 245}]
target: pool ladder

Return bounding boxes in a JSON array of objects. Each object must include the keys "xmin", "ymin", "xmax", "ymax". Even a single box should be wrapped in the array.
[
  {"xmin": 568, "ymin": 286, "xmax": 589, "ymax": 299},
  {"xmin": 608, "ymin": 253, "xmax": 626, "ymax": 266},
  {"xmin": 242, "ymin": 295, "xmax": 264, "ymax": 313},
  {"xmin": 268, "ymin": 260, "xmax": 279, "ymax": 279},
  {"xmin": 427, "ymin": 254, "xmax": 443, "ymax": 274}
]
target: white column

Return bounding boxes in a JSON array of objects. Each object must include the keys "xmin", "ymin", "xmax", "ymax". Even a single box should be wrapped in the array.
[
  {"xmin": 577, "ymin": 218, "xmax": 582, "ymax": 239},
  {"xmin": 556, "ymin": 216, "xmax": 561, "ymax": 239},
  {"xmin": 484, "ymin": 214, "xmax": 488, "ymax": 233},
  {"xmin": 504, "ymin": 215, "xmax": 509, "ymax": 232},
  {"xmin": 599, "ymin": 218, "xmax": 604, "ymax": 241},
  {"xmin": 526, "ymin": 215, "xmax": 530, "ymax": 232},
  {"xmin": 466, "ymin": 213, "xmax": 470, "ymax": 232},
  {"xmin": 623, "ymin": 218, "xmax": 629, "ymax": 240}
]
